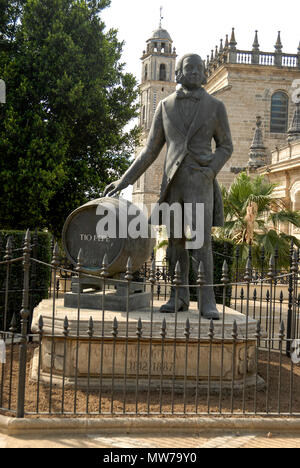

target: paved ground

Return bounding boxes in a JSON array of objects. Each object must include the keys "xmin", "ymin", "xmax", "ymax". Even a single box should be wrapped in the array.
[{"xmin": 1, "ymin": 432, "xmax": 300, "ymax": 448}]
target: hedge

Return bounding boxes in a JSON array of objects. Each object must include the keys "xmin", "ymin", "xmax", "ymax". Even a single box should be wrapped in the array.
[{"xmin": 0, "ymin": 230, "xmax": 52, "ymax": 331}]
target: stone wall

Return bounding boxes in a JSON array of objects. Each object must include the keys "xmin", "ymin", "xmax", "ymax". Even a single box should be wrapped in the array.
[{"xmin": 206, "ymin": 64, "xmax": 299, "ymax": 187}]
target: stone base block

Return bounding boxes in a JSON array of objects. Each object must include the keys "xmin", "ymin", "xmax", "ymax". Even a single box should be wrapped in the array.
[
  {"xmin": 30, "ymin": 299, "xmax": 265, "ymax": 394},
  {"xmin": 30, "ymin": 334, "xmax": 264, "ymax": 394},
  {"xmin": 64, "ymin": 291, "xmax": 151, "ymax": 311}
]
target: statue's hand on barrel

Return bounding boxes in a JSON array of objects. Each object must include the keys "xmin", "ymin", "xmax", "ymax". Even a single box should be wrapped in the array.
[{"xmin": 103, "ymin": 178, "xmax": 128, "ymax": 198}]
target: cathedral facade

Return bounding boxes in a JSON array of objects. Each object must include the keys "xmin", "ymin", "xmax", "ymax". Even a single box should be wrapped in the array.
[{"xmin": 132, "ymin": 25, "xmax": 300, "ymax": 217}]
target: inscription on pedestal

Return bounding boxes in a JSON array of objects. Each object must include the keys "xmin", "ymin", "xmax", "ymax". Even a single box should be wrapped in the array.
[{"xmin": 64, "ymin": 340, "xmax": 256, "ymax": 380}]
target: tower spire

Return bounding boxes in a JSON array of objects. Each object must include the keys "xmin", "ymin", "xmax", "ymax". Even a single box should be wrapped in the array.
[
  {"xmin": 219, "ymin": 38, "xmax": 224, "ymax": 54},
  {"xmin": 229, "ymin": 27, "xmax": 237, "ymax": 50},
  {"xmin": 252, "ymin": 30, "xmax": 260, "ymax": 52},
  {"xmin": 224, "ymin": 34, "xmax": 229, "ymax": 49},
  {"xmin": 248, "ymin": 116, "xmax": 266, "ymax": 169},
  {"xmin": 275, "ymin": 31, "xmax": 283, "ymax": 52},
  {"xmin": 159, "ymin": 6, "xmax": 163, "ymax": 28}
]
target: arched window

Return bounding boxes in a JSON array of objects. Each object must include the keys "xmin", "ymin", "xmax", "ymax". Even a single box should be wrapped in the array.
[
  {"xmin": 159, "ymin": 64, "xmax": 166, "ymax": 81},
  {"xmin": 270, "ymin": 92, "xmax": 289, "ymax": 133},
  {"xmin": 144, "ymin": 64, "xmax": 148, "ymax": 81}
]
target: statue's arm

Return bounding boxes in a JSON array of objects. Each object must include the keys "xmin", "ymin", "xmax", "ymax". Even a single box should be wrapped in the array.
[
  {"xmin": 103, "ymin": 102, "xmax": 166, "ymax": 196},
  {"xmin": 209, "ymin": 101, "xmax": 234, "ymax": 176},
  {"xmin": 122, "ymin": 102, "xmax": 166, "ymax": 185}
]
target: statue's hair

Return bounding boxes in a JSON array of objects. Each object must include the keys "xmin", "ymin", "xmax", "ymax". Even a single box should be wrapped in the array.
[{"xmin": 175, "ymin": 53, "xmax": 207, "ymax": 85}]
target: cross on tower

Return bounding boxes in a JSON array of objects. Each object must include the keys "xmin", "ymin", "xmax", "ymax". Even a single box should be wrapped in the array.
[{"xmin": 159, "ymin": 6, "xmax": 163, "ymax": 28}]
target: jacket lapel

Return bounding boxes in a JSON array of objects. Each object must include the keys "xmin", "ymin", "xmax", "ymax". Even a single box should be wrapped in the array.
[
  {"xmin": 163, "ymin": 89, "xmax": 212, "ymax": 143},
  {"xmin": 185, "ymin": 90, "xmax": 211, "ymax": 143},
  {"xmin": 162, "ymin": 93, "xmax": 187, "ymax": 138}
]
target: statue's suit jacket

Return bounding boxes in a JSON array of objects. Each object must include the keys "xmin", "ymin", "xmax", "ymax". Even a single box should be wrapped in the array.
[{"xmin": 122, "ymin": 88, "xmax": 233, "ymax": 227}]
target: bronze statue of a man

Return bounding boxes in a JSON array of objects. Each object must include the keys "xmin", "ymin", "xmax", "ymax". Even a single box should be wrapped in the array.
[{"xmin": 104, "ymin": 53, "xmax": 233, "ymax": 319}]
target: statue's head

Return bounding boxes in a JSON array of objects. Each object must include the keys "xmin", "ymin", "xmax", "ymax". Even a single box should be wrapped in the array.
[{"xmin": 175, "ymin": 53, "xmax": 207, "ymax": 89}]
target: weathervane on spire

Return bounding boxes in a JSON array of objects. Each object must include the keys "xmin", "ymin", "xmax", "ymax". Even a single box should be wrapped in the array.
[{"xmin": 159, "ymin": 6, "xmax": 163, "ymax": 28}]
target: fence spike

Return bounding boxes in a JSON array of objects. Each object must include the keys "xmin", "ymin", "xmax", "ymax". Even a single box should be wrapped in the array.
[
  {"xmin": 9, "ymin": 313, "xmax": 17, "ymax": 333},
  {"xmin": 174, "ymin": 261, "xmax": 182, "ymax": 286},
  {"xmin": 260, "ymin": 245, "xmax": 265, "ymax": 262},
  {"xmin": 4, "ymin": 236, "xmax": 12, "ymax": 261},
  {"xmin": 184, "ymin": 318, "xmax": 191, "ymax": 339},
  {"xmin": 24, "ymin": 228, "xmax": 31, "ymax": 242},
  {"xmin": 101, "ymin": 254, "xmax": 109, "ymax": 278},
  {"xmin": 38, "ymin": 315, "xmax": 44, "ymax": 333},
  {"xmin": 208, "ymin": 319, "xmax": 214, "ymax": 340},
  {"xmin": 248, "ymin": 244, "xmax": 252, "ymax": 261},
  {"xmin": 112, "ymin": 317, "xmax": 118, "ymax": 338},
  {"xmin": 161, "ymin": 318, "xmax": 167, "ymax": 339},
  {"xmin": 292, "ymin": 250, "xmax": 298, "ymax": 273},
  {"xmin": 51, "ymin": 242, "xmax": 60, "ymax": 268},
  {"xmin": 23, "ymin": 229, "xmax": 31, "ymax": 257},
  {"xmin": 197, "ymin": 261, "xmax": 205, "ymax": 286},
  {"xmin": 125, "ymin": 257, "xmax": 133, "ymax": 282},
  {"xmin": 136, "ymin": 318, "xmax": 143, "ymax": 339},
  {"xmin": 88, "ymin": 316, "xmax": 94, "ymax": 338},
  {"xmin": 290, "ymin": 239, "xmax": 294, "ymax": 263},
  {"xmin": 232, "ymin": 320, "xmax": 238, "ymax": 340},
  {"xmin": 279, "ymin": 321, "xmax": 285, "ymax": 340},
  {"xmin": 268, "ymin": 255, "xmax": 275, "ymax": 278},
  {"xmin": 63, "ymin": 316, "xmax": 69, "ymax": 337},
  {"xmin": 150, "ymin": 258, "xmax": 156, "ymax": 284},
  {"xmin": 280, "ymin": 291, "xmax": 284, "ymax": 303},
  {"xmin": 244, "ymin": 257, "xmax": 252, "ymax": 282},
  {"xmin": 222, "ymin": 260, "xmax": 229, "ymax": 284},
  {"xmin": 255, "ymin": 321, "xmax": 261, "ymax": 340},
  {"xmin": 76, "ymin": 248, "xmax": 83, "ymax": 272}
]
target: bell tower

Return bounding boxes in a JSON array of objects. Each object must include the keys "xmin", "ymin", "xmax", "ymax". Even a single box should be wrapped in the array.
[{"xmin": 132, "ymin": 19, "xmax": 177, "ymax": 212}]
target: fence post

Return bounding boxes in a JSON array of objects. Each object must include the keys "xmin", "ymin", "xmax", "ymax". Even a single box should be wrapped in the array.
[
  {"xmin": 286, "ymin": 241, "xmax": 295, "ymax": 356},
  {"xmin": 29, "ymin": 228, "xmax": 38, "ymax": 319},
  {"xmin": 3, "ymin": 236, "xmax": 12, "ymax": 331},
  {"xmin": 17, "ymin": 229, "xmax": 31, "ymax": 418}
]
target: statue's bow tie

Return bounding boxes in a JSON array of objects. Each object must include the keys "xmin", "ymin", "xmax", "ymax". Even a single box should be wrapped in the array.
[{"xmin": 176, "ymin": 88, "xmax": 203, "ymax": 101}]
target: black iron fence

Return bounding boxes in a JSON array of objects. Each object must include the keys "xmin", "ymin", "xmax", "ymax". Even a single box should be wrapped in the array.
[{"xmin": 1, "ymin": 231, "xmax": 300, "ymax": 418}]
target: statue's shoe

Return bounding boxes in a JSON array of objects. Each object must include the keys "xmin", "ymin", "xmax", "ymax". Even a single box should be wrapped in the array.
[
  {"xmin": 160, "ymin": 299, "xmax": 189, "ymax": 314},
  {"xmin": 202, "ymin": 307, "xmax": 220, "ymax": 321}
]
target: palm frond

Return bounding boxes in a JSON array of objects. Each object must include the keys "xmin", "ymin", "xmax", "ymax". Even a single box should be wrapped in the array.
[{"xmin": 269, "ymin": 210, "xmax": 300, "ymax": 228}]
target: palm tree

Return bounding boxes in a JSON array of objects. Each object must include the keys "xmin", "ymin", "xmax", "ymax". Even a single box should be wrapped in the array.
[{"xmin": 214, "ymin": 172, "xmax": 300, "ymax": 268}]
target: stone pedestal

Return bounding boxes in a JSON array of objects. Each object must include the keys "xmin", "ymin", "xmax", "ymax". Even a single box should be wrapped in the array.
[
  {"xmin": 30, "ymin": 299, "xmax": 264, "ymax": 393},
  {"xmin": 64, "ymin": 279, "xmax": 150, "ymax": 312}
]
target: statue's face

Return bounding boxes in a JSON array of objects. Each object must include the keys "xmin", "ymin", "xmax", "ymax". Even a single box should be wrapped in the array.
[{"xmin": 181, "ymin": 55, "xmax": 204, "ymax": 89}]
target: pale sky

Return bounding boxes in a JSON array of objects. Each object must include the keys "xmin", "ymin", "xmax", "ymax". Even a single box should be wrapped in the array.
[
  {"xmin": 102, "ymin": 0, "xmax": 300, "ymax": 81},
  {"xmin": 101, "ymin": 0, "xmax": 300, "ymax": 200}
]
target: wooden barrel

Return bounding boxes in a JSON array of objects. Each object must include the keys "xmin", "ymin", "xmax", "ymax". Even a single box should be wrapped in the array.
[{"xmin": 62, "ymin": 197, "xmax": 155, "ymax": 275}]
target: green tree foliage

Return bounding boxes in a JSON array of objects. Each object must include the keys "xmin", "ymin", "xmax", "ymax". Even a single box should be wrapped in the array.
[
  {"xmin": 214, "ymin": 172, "xmax": 300, "ymax": 267},
  {"xmin": 0, "ymin": 0, "xmax": 140, "ymax": 237}
]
